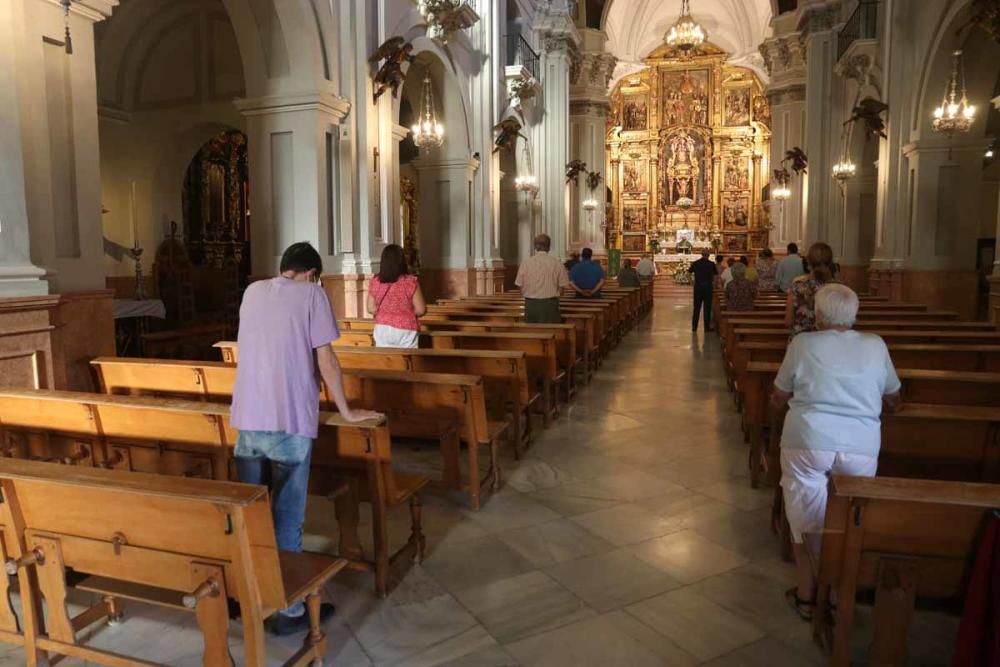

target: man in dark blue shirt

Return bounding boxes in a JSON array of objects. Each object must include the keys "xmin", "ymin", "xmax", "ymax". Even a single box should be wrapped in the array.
[
  {"xmin": 688, "ymin": 250, "xmax": 718, "ymax": 332},
  {"xmin": 569, "ymin": 247, "xmax": 606, "ymax": 298}
]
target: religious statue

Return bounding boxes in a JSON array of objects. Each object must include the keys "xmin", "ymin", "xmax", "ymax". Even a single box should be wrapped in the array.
[
  {"xmin": 493, "ymin": 117, "xmax": 526, "ymax": 154},
  {"xmin": 369, "ymin": 37, "xmax": 415, "ymax": 103},
  {"xmin": 665, "ymin": 130, "xmax": 703, "ymax": 206},
  {"xmin": 661, "ymin": 69, "xmax": 709, "ymax": 126},
  {"xmin": 724, "ymin": 87, "xmax": 751, "ymax": 126}
]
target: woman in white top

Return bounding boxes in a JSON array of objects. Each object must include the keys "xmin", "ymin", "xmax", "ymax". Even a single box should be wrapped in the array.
[{"xmin": 770, "ymin": 283, "xmax": 902, "ymax": 621}]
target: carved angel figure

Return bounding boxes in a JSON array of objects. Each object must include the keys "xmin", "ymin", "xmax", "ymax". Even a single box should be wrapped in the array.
[
  {"xmin": 845, "ymin": 98, "xmax": 889, "ymax": 140},
  {"xmin": 492, "ymin": 117, "xmax": 526, "ymax": 154},
  {"xmin": 565, "ymin": 160, "xmax": 588, "ymax": 184},
  {"xmin": 783, "ymin": 147, "xmax": 809, "ymax": 175},
  {"xmin": 369, "ymin": 37, "xmax": 415, "ymax": 103}
]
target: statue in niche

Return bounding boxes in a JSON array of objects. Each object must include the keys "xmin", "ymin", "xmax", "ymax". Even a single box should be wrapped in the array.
[
  {"xmin": 663, "ymin": 129, "xmax": 705, "ymax": 206},
  {"xmin": 752, "ymin": 94, "xmax": 771, "ymax": 127},
  {"xmin": 661, "ymin": 69, "xmax": 709, "ymax": 126}
]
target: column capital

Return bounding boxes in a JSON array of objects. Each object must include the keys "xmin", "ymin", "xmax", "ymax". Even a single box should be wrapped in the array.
[{"xmin": 42, "ymin": 0, "xmax": 117, "ymax": 22}]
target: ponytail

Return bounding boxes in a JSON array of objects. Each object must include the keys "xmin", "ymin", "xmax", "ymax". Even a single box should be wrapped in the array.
[{"xmin": 806, "ymin": 242, "xmax": 835, "ymax": 285}]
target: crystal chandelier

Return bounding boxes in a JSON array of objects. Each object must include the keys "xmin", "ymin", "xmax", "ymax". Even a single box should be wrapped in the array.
[
  {"xmin": 772, "ymin": 185, "xmax": 791, "ymax": 201},
  {"xmin": 582, "ymin": 198, "xmax": 599, "ymax": 211},
  {"xmin": 665, "ymin": 0, "xmax": 707, "ymax": 52},
  {"xmin": 411, "ymin": 76, "xmax": 444, "ymax": 150},
  {"xmin": 832, "ymin": 160, "xmax": 856, "ymax": 181},
  {"xmin": 515, "ymin": 142, "xmax": 538, "ymax": 197},
  {"xmin": 932, "ymin": 50, "xmax": 976, "ymax": 137}
]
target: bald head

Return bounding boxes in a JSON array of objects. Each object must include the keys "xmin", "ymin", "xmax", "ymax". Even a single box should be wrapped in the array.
[{"xmin": 534, "ymin": 234, "xmax": 552, "ymax": 252}]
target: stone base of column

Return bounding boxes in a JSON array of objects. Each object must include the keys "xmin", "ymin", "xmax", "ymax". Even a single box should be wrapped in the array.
[
  {"xmin": 870, "ymin": 266, "xmax": 979, "ymax": 320},
  {"xmin": 0, "ymin": 264, "xmax": 49, "ymax": 298},
  {"xmin": 475, "ymin": 266, "xmax": 506, "ymax": 295},
  {"xmin": 987, "ymin": 274, "xmax": 1000, "ymax": 324},
  {"xmin": 322, "ymin": 273, "xmax": 372, "ymax": 319},
  {"xmin": 837, "ymin": 264, "xmax": 870, "ymax": 294}
]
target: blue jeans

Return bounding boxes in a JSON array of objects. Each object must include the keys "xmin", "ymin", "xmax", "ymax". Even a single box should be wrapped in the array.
[{"xmin": 236, "ymin": 430, "xmax": 312, "ymax": 617}]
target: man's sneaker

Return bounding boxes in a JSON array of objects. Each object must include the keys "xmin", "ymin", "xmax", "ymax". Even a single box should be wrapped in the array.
[{"xmin": 264, "ymin": 602, "xmax": 336, "ymax": 636}]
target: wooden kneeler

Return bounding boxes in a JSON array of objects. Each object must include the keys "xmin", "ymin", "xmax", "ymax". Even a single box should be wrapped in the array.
[{"xmin": 0, "ymin": 458, "xmax": 347, "ymax": 666}]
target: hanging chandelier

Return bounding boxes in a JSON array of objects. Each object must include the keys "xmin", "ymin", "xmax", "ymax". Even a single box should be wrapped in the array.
[
  {"xmin": 932, "ymin": 50, "xmax": 976, "ymax": 137},
  {"xmin": 832, "ymin": 159, "xmax": 856, "ymax": 182},
  {"xmin": 665, "ymin": 0, "xmax": 707, "ymax": 52},
  {"xmin": 411, "ymin": 76, "xmax": 444, "ymax": 150},
  {"xmin": 515, "ymin": 142, "xmax": 538, "ymax": 197}
]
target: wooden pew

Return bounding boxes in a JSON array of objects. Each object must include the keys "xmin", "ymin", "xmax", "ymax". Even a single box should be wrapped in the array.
[
  {"xmin": 733, "ymin": 328, "xmax": 1000, "ymax": 347},
  {"xmin": 336, "ymin": 369, "xmax": 508, "ymax": 510},
  {"xmin": 0, "ymin": 386, "xmax": 423, "ymax": 597},
  {"xmin": 0, "ymin": 457, "xmax": 347, "ymax": 666},
  {"xmin": 814, "ymin": 476, "xmax": 1000, "ymax": 665},
  {"xmin": 427, "ymin": 331, "xmax": 561, "ymax": 427}
]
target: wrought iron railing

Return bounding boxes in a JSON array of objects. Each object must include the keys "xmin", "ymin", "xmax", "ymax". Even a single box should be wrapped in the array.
[
  {"xmin": 506, "ymin": 33, "xmax": 540, "ymax": 80},
  {"xmin": 837, "ymin": 0, "xmax": 879, "ymax": 61}
]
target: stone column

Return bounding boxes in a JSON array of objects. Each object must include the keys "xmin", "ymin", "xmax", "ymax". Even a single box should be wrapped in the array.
[
  {"xmin": 760, "ymin": 26, "xmax": 808, "ymax": 248},
  {"xmin": 569, "ymin": 28, "xmax": 615, "ymax": 257},
  {"xmin": 0, "ymin": 0, "xmax": 46, "ymax": 296},
  {"xmin": 534, "ymin": 1, "xmax": 579, "ymax": 260}
]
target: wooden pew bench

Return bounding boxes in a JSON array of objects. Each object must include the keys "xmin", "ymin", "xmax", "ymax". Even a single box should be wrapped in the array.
[
  {"xmin": 427, "ymin": 331, "xmax": 561, "ymax": 427},
  {"xmin": 0, "ymin": 387, "xmax": 422, "ymax": 597},
  {"xmin": 0, "ymin": 457, "xmax": 347, "ymax": 666},
  {"xmin": 814, "ymin": 476, "xmax": 1000, "ymax": 665}
]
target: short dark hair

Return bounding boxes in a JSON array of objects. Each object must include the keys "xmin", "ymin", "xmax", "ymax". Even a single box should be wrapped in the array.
[
  {"xmin": 280, "ymin": 242, "xmax": 323, "ymax": 275},
  {"xmin": 787, "ymin": 242, "xmax": 799, "ymax": 254},
  {"xmin": 739, "ymin": 255, "xmax": 749, "ymax": 265},
  {"xmin": 623, "ymin": 259, "xmax": 633, "ymax": 269},
  {"xmin": 534, "ymin": 234, "xmax": 552, "ymax": 252},
  {"xmin": 716, "ymin": 255, "xmax": 725, "ymax": 263},
  {"xmin": 581, "ymin": 247, "xmax": 593, "ymax": 260},
  {"xmin": 378, "ymin": 244, "xmax": 408, "ymax": 283}
]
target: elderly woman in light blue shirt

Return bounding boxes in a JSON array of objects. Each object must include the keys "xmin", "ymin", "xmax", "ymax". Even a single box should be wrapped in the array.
[{"xmin": 770, "ymin": 283, "xmax": 902, "ymax": 621}]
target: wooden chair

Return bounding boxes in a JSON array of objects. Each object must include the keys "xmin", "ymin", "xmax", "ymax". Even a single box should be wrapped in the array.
[
  {"xmin": 813, "ymin": 475, "xmax": 1000, "ymax": 666},
  {"xmin": 0, "ymin": 457, "xmax": 347, "ymax": 666}
]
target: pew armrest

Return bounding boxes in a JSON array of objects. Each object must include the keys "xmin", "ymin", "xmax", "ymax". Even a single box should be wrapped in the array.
[{"xmin": 279, "ymin": 551, "xmax": 348, "ymax": 608}]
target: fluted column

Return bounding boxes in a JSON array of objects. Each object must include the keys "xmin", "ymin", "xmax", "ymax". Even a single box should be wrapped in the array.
[
  {"xmin": 569, "ymin": 28, "xmax": 615, "ymax": 257},
  {"xmin": 534, "ymin": 1, "xmax": 579, "ymax": 259}
]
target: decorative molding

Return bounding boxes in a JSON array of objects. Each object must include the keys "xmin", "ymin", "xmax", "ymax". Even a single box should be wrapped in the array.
[
  {"xmin": 796, "ymin": 2, "xmax": 842, "ymax": 37},
  {"xmin": 416, "ymin": 0, "xmax": 480, "ymax": 44},
  {"xmin": 44, "ymin": 0, "xmax": 117, "ymax": 22},
  {"xmin": 569, "ymin": 100, "xmax": 610, "ymax": 116},
  {"xmin": 234, "ymin": 92, "xmax": 351, "ymax": 121},
  {"xmin": 767, "ymin": 84, "xmax": 806, "ymax": 107},
  {"xmin": 504, "ymin": 65, "xmax": 541, "ymax": 110}
]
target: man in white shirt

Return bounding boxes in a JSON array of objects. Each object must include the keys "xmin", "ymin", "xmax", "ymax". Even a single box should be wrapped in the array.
[
  {"xmin": 515, "ymin": 234, "xmax": 569, "ymax": 323},
  {"xmin": 775, "ymin": 242, "xmax": 807, "ymax": 292},
  {"xmin": 720, "ymin": 258, "xmax": 735, "ymax": 287},
  {"xmin": 770, "ymin": 283, "xmax": 901, "ymax": 619},
  {"xmin": 635, "ymin": 255, "xmax": 656, "ymax": 282}
]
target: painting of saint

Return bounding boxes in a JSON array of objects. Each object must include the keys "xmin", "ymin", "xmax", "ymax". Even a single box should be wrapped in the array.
[
  {"xmin": 724, "ymin": 233, "xmax": 747, "ymax": 253},
  {"xmin": 724, "ymin": 87, "xmax": 751, "ymax": 126},
  {"xmin": 623, "ymin": 160, "xmax": 647, "ymax": 193},
  {"xmin": 723, "ymin": 157, "xmax": 750, "ymax": 191},
  {"xmin": 622, "ymin": 206, "xmax": 648, "ymax": 231},
  {"xmin": 622, "ymin": 234, "xmax": 646, "ymax": 252},
  {"xmin": 660, "ymin": 69, "xmax": 710, "ymax": 126},
  {"xmin": 662, "ymin": 129, "xmax": 708, "ymax": 207},
  {"xmin": 723, "ymin": 194, "xmax": 750, "ymax": 229},
  {"xmin": 622, "ymin": 95, "xmax": 648, "ymax": 131}
]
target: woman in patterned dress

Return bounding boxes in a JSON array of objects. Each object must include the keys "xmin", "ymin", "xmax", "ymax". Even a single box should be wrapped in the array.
[
  {"xmin": 785, "ymin": 242, "xmax": 838, "ymax": 337},
  {"xmin": 724, "ymin": 262, "xmax": 757, "ymax": 310},
  {"xmin": 756, "ymin": 248, "xmax": 778, "ymax": 292},
  {"xmin": 367, "ymin": 244, "xmax": 426, "ymax": 348}
]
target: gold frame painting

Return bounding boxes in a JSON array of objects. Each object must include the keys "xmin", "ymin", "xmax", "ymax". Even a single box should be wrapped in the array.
[
  {"xmin": 622, "ymin": 203, "xmax": 649, "ymax": 232},
  {"xmin": 622, "ymin": 94, "xmax": 649, "ymax": 132},
  {"xmin": 660, "ymin": 68, "xmax": 711, "ymax": 127},
  {"xmin": 622, "ymin": 159, "xmax": 649, "ymax": 193}
]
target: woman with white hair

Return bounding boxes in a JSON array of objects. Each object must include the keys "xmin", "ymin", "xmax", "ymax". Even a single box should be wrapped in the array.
[
  {"xmin": 770, "ymin": 283, "xmax": 902, "ymax": 620},
  {"xmin": 724, "ymin": 261, "xmax": 757, "ymax": 311}
]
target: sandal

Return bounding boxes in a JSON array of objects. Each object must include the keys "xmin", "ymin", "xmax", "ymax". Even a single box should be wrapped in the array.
[{"xmin": 785, "ymin": 587, "xmax": 815, "ymax": 622}]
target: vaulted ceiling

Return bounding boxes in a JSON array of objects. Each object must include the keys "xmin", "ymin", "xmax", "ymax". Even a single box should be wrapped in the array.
[{"xmin": 603, "ymin": 0, "xmax": 773, "ymax": 79}]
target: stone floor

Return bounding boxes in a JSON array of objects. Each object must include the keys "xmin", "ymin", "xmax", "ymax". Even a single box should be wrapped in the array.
[{"xmin": 0, "ymin": 298, "xmax": 959, "ymax": 665}]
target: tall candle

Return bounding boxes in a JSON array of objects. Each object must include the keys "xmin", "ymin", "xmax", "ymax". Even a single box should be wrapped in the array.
[{"xmin": 129, "ymin": 181, "xmax": 137, "ymax": 248}]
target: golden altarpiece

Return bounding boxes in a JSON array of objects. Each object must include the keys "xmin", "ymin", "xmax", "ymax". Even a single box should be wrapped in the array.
[{"xmin": 607, "ymin": 43, "xmax": 772, "ymax": 267}]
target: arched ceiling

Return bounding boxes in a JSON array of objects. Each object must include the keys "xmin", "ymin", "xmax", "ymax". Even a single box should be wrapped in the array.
[{"xmin": 604, "ymin": 0, "xmax": 772, "ymax": 84}]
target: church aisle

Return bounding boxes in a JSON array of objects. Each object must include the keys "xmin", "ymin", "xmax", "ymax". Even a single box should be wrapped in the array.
[{"xmin": 0, "ymin": 299, "xmax": 958, "ymax": 667}]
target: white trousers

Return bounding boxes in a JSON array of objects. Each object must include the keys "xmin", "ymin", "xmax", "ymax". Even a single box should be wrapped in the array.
[
  {"xmin": 780, "ymin": 448, "xmax": 878, "ymax": 543},
  {"xmin": 373, "ymin": 324, "xmax": 419, "ymax": 349}
]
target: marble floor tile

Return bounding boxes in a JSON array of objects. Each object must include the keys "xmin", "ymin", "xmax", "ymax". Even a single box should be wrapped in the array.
[
  {"xmin": 525, "ymin": 483, "xmax": 624, "ymax": 517},
  {"xmin": 570, "ymin": 503, "xmax": 681, "ymax": 546},
  {"xmin": 629, "ymin": 529, "xmax": 749, "ymax": 583},
  {"xmin": 388, "ymin": 625, "xmax": 513, "ymax": 667},
  {"xmin": 504, "ymin": 614, "xmax": 667, "ymax": 667},
  {"xmin": 702, "ymin": 636, "xmax": 824, "ymax": 666},
  {"xmin": 696, "ymin": 479, "xmax": 775, "ymax": 510},
  {"xmin": 454, "ymin": 571, "xmax": 594, "ymax": 643},
  {"xmin": 601, "ymin": 610, "xmax": 699, "ymax": 666},
  {"xmin": 459, "ymin": 488, "xmax": 561, "ymax": 534},
  {"xmin": 545, "ymin": 549, "xmax": 682, "ymax": 612},
  {"xmin": 625, "ymin": 587, "xmax": 766, "ymax": 662},
  {"xmin": 421, "ymin": 535, "xmax": 537, "ymax": 594},
  {"xmin": 504, "ymin": 458, "xmax": 576, "ymax": 493},
  {"xmin": 495, "ymin": 518, "xmax": 615, "ymax": 567}
]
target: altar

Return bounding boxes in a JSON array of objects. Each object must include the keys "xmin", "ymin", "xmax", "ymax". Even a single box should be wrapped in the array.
[{"xmin": 654, "ymin": 252, "xmax": 717, "ymax": 285}]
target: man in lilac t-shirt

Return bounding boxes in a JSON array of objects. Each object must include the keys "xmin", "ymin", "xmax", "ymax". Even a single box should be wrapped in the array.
[{"xmin": 231, "ymin": 242, "xmax": 379, "ymax": 635}]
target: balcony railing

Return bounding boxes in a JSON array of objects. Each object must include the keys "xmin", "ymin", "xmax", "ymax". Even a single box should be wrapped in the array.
[
  {"xmin": 506, "ymin": 34, "xmax": 539, "ymax": 81},
  {"xmin": 837, "ymin": 0, "xmax": 879, "ymax": 61}
]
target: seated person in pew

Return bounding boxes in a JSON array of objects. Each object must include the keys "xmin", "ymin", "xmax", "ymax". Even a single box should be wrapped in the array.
[
  {"xmin": 786, "ymin": 242, "xmax": 839, "ymax": 337},
  {"xmin": 569, "ymin": 247, "xmax": 606, "ymax": 299},
  {"xmin": 617, "ymin": 259, "xmax": 641, "ymax": 288},
  {"xmin": 516, "ymin": 233, "xmax": 570, "ymax": 324},
  {"xmin": 367, "ymin": 243, "xmax": 426, "ymax": 348},
  {"xmin": 769, "ymin": 284, "xmax": 902, "ymax": 621},
  {"xmin": 724, "ymin": 262, "xmax": 757, "ymax": 311},
  {"xmin": 232, "ymin": 242, "xmax": 380, "ymax": 634}
]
